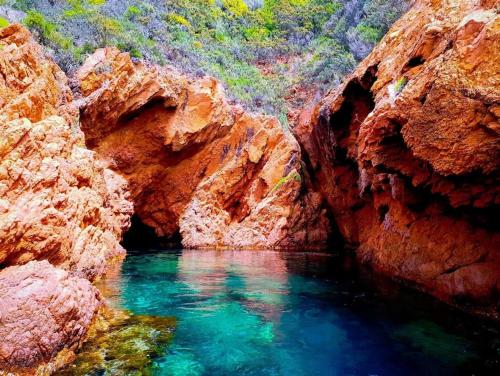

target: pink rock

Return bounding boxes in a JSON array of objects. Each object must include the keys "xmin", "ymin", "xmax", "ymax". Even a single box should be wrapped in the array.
[{"xmin": 0, "ymin": 260, "xmax": 101, "ymax": 370}]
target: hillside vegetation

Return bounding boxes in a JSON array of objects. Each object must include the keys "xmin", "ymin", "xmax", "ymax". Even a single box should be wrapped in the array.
[{"xmin": 0, "ymin": 0, "xmax": 408, "ymax": 121}]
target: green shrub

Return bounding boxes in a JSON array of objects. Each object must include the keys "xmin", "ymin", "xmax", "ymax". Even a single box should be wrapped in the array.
[
  {"xmin": 271, "ymin": 171, "xmax": 302, "ymax": 193},
  {"xmin": 356, "ymin": 23, "xmax": 382, "ymax": 43},
  {"xmin": 0, "ymin": 16, "xmax": 9, "ymax": 28},
  {"xmin": 125, "ymin": 5, "xmax": 141, "ymax": 19},
  {"xmin": 166, "ymin": 13, "xmax": 191, "ymax": 27},
  {"xmin": 5, "ymin": 0, "xmax": 408, "ymax": 123},
  {"xmin": 24, "ymin": 10, "xmax": 73, "ymax": 50},
  {"xmin": 221, "ymin": 0, "xmax": 249, "ymax": 17}
]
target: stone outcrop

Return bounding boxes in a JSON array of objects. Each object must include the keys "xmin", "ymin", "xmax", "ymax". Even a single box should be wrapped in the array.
[
  {"xmin": 75, "ymin": 48, "xmax": 329, "ymax": 249},
  {"xmin": 0, "ymin": 24, "xmax": 132, "ymax": 373},
  {"xmin": 1, "ymin": 0, "xmax": 499, "ymax": 369},
  {"xmin": 0, "ymin": 23, "xmax": 328, "ymax": 373},
  {"xmin": 0, "ymin": 260, "xmax": 101, "ymax": 373},
  {"xmin": 0, "ymin": 24, "xmax": 133, "ymax": 280},
  {"xmin": 295, "ymin": 0, "xmax": 499, "ymax": 316}
]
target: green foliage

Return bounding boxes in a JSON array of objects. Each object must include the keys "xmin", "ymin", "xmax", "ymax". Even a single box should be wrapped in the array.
[
  {"xmin": 221, "ymin": 0, "xmax": 249, "ymax": 16},
  {"xmin": 0, "ymin": 16, "xmax": 9, "ymax": 28},
  {"xmin": 5, "ymin": 0, "xmax": 408, "ymax": 121},
  {"xmin": 24, "ymin": 10, "xmax": 73, "ymax": 50},
  {"xmin": 3, "ymin": 0, "xmax": 31, "ymax": 12},
  {"xmin": 299, "ymin": 37, "xmax": 356, "ymax": 90},
  {"xmin": 271, "ymin": 171, "xmax": 302, "ymax": 193},
  {"xmin": 356, "ymin": 23, "xmax": 382, "ymax": 43},
  {"xmin": 125, "ymin": 5, "xmax": 141, "ymax": 19},
  {"xmin": 243, "ymin": 25, "xmax": 270, "ymax": 41},
  {"xmin": 394, "ymin": 76, "xmax": 407, "ymax": 94},
  {"xmin": 166, "ymin": 13, "xmax": 191, "ymax": 27}
]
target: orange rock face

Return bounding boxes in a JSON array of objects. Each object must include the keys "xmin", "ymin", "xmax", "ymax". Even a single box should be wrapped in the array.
[
  {"xmin": 0, "ymin": 25, "xmax": 133, "ymax": 280},
  {"xmin": 295, "ymin": 0, "xmax": 500, "ymax": 316},
  {"xmin": 76, "ymin": 48, "xmax": 329, "ymax": 249},
  {"xmin": 1, "ymin": 2, "xmax": 499, "ymax": 369},
  {"xmin": 0, "ymin": 24, "xmax": 328, "ymax": 373},
  {"xmin": 0, "ymin": 24, "xmax": 132, "ymax": 372}
]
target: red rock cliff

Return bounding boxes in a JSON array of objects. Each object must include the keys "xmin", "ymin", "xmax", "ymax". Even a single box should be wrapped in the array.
[
  {"xmin": 0, "ymin": 25, "xmax": 133, "ymax": 280},
  {"xmin": 1, "ymin": 0, "xmax": 499, "ymax": 370},
  {"xmin": 0, "ymin": 24, "xmax": 132, "ymax": 373},
  {"xmin": 75, "ymin": 48, "xmax": 329, "ymax": 249},
  {"xmin": 295, "ymin": 0, "xmax": 499, "ymax": 317},
  {"xmin": 0, "ymin": 24, "xmax": 329, "ymax": 373}
]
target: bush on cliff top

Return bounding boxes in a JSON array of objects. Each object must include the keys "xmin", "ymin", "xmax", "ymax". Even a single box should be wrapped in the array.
[
  {"xmin": 0, "ymin": 0, "xmax": 409, "ymax": 121},
  {"xmin": 0, "ymin": 16, "xmax": 9, "ymax": 27}
]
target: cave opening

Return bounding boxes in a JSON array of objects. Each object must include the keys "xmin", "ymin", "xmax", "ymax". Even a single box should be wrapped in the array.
[
  {"xmin": 317, "ymin": 73, "xmax": 377, "ymax": 249},
  {"xmin": 402, "ymin": 55, "xmax": 425, "ymax": 72},
  {"xmin": 122, "ymin": 214, "xmax": 182, "ymax": 252}
]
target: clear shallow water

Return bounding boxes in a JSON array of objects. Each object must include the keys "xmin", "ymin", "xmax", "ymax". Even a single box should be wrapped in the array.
[{"xmin": 99, "ymin": 249, "xmax": 500, "ymax": 376}]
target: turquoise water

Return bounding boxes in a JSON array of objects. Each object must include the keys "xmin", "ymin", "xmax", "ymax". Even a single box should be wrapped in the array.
[{"xmin": 101, "ymin": 249, "xmax": 500, "ymax": 375}]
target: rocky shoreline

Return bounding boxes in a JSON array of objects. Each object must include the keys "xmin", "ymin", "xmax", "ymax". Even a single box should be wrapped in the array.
[{"xmin": 0, "ymin": 0, "xmax": 498, "ymax": 373}]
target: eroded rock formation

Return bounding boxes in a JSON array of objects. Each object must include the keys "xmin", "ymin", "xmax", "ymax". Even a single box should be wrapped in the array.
[
  {"xmin": 0, "ymin": 23, "xmax": 329, "ymax": 373},
  {"xmin": 0, "ymin": 0, "xmax": 499, "ymax": 370},
  {"xmin": 295, "ymin": 0, "xmax": 499, "ymax": 316},
  {"xmin": 0, "ymin": 24, "xmax": 132, "ymax": 373},
  {"xmin": 75, "ymin": 48, "xmax": 329, "ymax": 249},
  {"xmin": 0, "ymin": 24, "xmax": 133, "ymax": 280}
]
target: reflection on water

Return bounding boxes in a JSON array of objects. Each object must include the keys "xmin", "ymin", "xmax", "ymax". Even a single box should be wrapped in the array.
[{"xmin": 97, "ymin": 249, "xmax": 500, "ymax": 376}]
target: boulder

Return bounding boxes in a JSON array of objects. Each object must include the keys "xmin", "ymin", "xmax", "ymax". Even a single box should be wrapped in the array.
[{"xmin": 0, "ymin": 261, "xmax": 101, "ymax": 373}]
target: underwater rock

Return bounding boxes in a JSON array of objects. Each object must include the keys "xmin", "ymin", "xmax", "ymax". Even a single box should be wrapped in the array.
[
  {"xmin": 0, "ymin": 260, "xmax": 101, "ymax": 373},
  {"xmin": 58, "ymin": 307, "xmax": 176, "ymax": 376},
  {"xmin": 75, "ymin": 47, "xmax": 329, "ymax": 249},
  {"xmin": 295, "ymin": 0, "xmax": 500, "ymax": 317}
]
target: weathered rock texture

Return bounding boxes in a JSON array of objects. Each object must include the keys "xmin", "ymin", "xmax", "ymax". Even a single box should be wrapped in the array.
[
  {"xmin": 0, "ymin": 24, "xmax": 329, "ymax": 372},
  {"xmin": 75, "ymin": 48, "xmax": 329, "ymax": 249},
  {"xmin": 1, "ymin": 0, "xmax": 499, "ymax": 369},
  {"xmin": 295, "ymin": 0, "xmax": 500, "ymax": 316},
  {"xmin": 0, "ymin": 24, "xmax": 132, "ymax": 373},
  {"xmin": 0, "ymin": 261, "xmax": 101, "ymax": 373},
  {"xmin": 0, "ymin": 24, "xmax": 133, "ymax": 280}
]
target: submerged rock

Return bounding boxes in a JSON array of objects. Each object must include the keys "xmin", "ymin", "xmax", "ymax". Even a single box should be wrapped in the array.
[
  {"xmin": 75, "ymin": 47, "xmax": 329, "ymax": 249},
  {"xmin": 58, "ymin": 307, "xmax": 176, "ymax": 376},
  {"xmin": 295, "ymin": 0, "xmax": 500, "ymax": 317}
]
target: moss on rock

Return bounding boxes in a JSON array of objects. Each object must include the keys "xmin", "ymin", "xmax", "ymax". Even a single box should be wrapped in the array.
[{"xmin": 58, "ymin": 307, "xmax": 176, "ymax": 375}]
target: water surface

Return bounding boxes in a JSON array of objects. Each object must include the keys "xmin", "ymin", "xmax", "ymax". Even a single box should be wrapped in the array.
[{"xmin": 98, "ymin": 249, "xmax": 500, "ymax": 375}]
